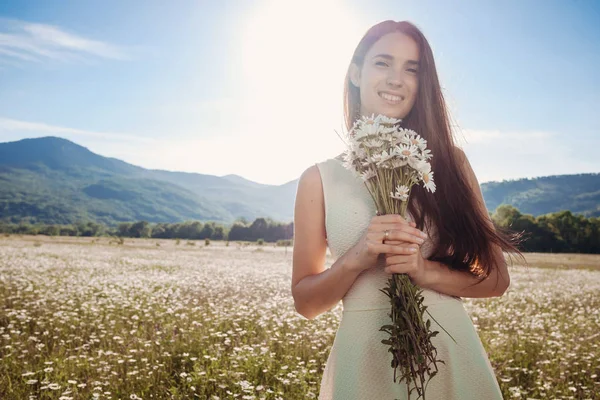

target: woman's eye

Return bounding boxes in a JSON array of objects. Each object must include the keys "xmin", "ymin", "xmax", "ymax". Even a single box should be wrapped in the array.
[
  {"xmin": 407, "ymin": 68, "xmax": 418, "ymax": 73},
  {"xmin": 375, "ymin": 61, "xmax": 389, "ymax": 67}
]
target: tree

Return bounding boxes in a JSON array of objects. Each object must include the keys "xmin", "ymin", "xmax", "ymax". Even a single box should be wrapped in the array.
[
  {"xmin": 249, "ymin": 218, "xmax": 268, "ymax": 241},
  {"xmin": 228, "ymin": 223, "xmax": 248, "ymax": 241},
  {"xmin": 212, "ymin": 225, "xmax": 225, "ymax": 240},
  {"xmin": 129, "ymin": 221, "xmax": 151, "ymax": 238},
  {"xmin": 492, "ymin": 204, "xmax": 522, "ymax": 228},
  {"xmin": 199, "ymin": 222, "xmax": 215, "ymax": 239},
  {"xmin": 118, "ymin": 222, "xmax": 132, "ymax": 237}
]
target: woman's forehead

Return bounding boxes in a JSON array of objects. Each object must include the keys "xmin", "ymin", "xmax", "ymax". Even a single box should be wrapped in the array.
[{"xmin": 366, "ymin": 32, "xmax": 420, "ymax": 62}]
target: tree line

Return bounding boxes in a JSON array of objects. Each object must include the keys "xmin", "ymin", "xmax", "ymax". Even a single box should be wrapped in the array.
[
  {"xmin": 491, "ymin": 205, "xmax": 599, "ymax": 253},
  {"xmin": 0, "ymin": 205, "xmax": 598, "ymax": 253},
  {"xmin": 0, "ymin": 217, "xmax": 294, "ymax": 243}
]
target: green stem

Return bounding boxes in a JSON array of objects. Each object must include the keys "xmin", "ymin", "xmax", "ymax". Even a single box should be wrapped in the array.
[{"xmin": 424, "ymin": 310, "xmax": 457, "ymax": 344}]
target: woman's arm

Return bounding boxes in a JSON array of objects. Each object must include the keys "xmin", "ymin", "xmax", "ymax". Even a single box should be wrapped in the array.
[
  {"xmin": 420, "ymin": 257, "xmax": 508, "ymax": 298},
  {"xmin": 291, "ymin": 165, "xmax": 363, "ymax": 320},
  {"xmin": 420, "ymin": 147, "xmax": 509, "ymax": 298}
]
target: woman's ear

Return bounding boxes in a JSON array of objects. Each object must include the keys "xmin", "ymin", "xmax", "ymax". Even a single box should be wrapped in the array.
[{"xmin": 349, "ymin": 63, "xmax": 361, "ymax": 88}]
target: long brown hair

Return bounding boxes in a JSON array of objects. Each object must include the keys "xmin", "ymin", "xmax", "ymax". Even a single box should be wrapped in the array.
[{"xmin": 343, "ymin": 20, "xmax": 525, "ymax": 286}]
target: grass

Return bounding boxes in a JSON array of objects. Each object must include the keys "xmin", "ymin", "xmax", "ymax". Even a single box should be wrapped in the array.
[
  {"xmin": 515, "ymin": 252, "xmax": 600, "ymax": 271},
  {"xmin": 0, "ymin": 235, "xmax": 598, "ymax": 399}
]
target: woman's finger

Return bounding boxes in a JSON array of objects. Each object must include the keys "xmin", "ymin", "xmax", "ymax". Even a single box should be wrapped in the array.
[
  {"xmin": 383, "ymin": 229, "xmax": 425, "ymax": 245},
  {"xmin": 384, "ymin": 263, "xmax": 411, "ymax": 275},
  {"xmin": 370, "ymin": 223, "xmax": 427, "ymax": 239},
  {"xmin": 372, "ymin": 214, "xmax": 408, "ymax": 224},
  {"xmin": 385, "ymin": 254, "xmax": 410, "ymax": 265},
  {"xmin": 367, "ymin": 241, "xmax": 418, "ymax": 255}
]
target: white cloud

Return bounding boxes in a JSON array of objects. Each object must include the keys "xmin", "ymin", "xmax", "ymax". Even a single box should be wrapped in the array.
[
  {"xmin": 125, "ymin": 134, "xmax": 346, "ymax": 185},
  {"xmin": 458, "ymin": 128, "xmax": 599, "ymax": 183},
  {"xmin": 0, "ymin": 117, "xmax": 155, "ymax": 144},
  {"xmin": 0, "ymin": 18, "xmax": 131, "ymax": 65},
  {"xmin": 0, "ymin": 113, "xmax": 341, "ymax": 185}
]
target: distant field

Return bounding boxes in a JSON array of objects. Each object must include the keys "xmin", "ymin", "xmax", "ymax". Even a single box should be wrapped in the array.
[
  {"xmin": 515, "ymin": 251, "xmax": 600, "ymax": 271},
  {"xmin": 0, "ymin": 235, "xmax": 598, "ymax": 399}
]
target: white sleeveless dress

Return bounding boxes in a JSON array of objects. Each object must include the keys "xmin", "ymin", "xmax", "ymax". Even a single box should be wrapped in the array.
[{"xmin": 315, "ymin": 157, "xmax": 503, "ymax": 400}]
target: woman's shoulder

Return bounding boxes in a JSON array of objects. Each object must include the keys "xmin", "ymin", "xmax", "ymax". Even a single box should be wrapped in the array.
[
  {"xmin": 297, "ymin": 158, "xmax": 335, "ymax": 190},
  {"xmin": 333, "ymin": 152, "xmax": 345, "ymax": 162},
  {"xmin": 317, "ymin": 153, "xmax": 345, "ymax": 169},
  {"xmin": 306, "ymin": 154, "xmax": 341, "ymax": 173}
]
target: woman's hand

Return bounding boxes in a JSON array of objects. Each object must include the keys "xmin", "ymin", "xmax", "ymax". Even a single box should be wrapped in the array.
[
  {"xmin": 383, "ymin": 245, "xmax": 429, "ymax": 287},
  {"xmin": 382, "ymin": 221, "xmax": 430, "ymax": 287},
  {"xmin": 345, "ymin": 214, "xmax": 428, "ymax": 274}
]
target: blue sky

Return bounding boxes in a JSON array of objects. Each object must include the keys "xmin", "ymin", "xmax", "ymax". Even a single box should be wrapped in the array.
[{"xmin": 0, "ymin": 0, "xmax": 598, "ymax": 185}]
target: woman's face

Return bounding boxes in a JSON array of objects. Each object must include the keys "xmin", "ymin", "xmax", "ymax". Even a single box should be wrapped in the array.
[{"xmin": 350, "ymin": 31, "xmax": 420, "ymax": 120}]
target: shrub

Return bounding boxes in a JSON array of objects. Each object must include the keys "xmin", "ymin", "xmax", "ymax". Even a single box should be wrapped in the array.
[
  {"xmin": 257, "ymin": 238, "xmax": 264, "ymax": 246},
  {"xmin": 205, "ymin": 238, "xmax": 210, "ymax": 246}
]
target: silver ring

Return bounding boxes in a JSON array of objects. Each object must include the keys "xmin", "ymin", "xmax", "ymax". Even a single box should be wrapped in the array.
[{"xmin": 384, "ymin": 230, "xmax": 389, "ymax": 242}]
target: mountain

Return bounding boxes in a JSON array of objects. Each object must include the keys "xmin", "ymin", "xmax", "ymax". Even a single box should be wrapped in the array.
[
  {"xmin": 0, "ymin": 136, "xmax": 598, "ymax": 227},
  {"xmin": 480, "ymin": 174, "xmax": 600, "ymax": 217},
  {"xmin": 221, "ymin": 174, "xmax": 269, "ymax": 188},
  {"xmin": 0, "ymin": 136, "xmax": 297, "ymax": 226}
]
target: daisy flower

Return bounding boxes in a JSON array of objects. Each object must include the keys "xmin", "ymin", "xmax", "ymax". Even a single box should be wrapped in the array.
[
  {"xmin": 363, "ymin": 138, "xmax": 385, "ymax": 149},
  {"xmin": 360, "ymin": 169, "xmax": 377, "ymax": 181},
  {"xmin": 418, "ymin": 162, "xmax": 436, "ymax": 193},
  {"xmin": 375, "ymin": 114, "xmax": 402, "ymax": 125},
  {"xmin": 390, "ymin": 184, "xmax": 410, "ymax": 201},
  {"xmin": 371, "ymin": 149, "xmax": 395, "ymax": 167},
  {"xmin": 390, "ymin": 158, "xmax": 409, "ymax": 169},
  {"xmin": 408, "ymin": 134, "xmax": 428, "ymax": 151},
  {"xmin": 421, "ymin": 148, "xmax": 433, "ymax": 160}
]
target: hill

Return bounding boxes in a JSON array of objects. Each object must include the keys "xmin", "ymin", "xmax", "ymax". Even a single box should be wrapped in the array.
[
  {"xmin": 0, "ymin": 136, "xmax": 597, "ymax": 225},
  {"xmin": 0, "ymin": 137, "xmax": 296, "ymax": 225}
]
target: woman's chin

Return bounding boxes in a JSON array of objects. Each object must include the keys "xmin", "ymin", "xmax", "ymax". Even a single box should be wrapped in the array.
[
  {"xmin": 362, "ymin": 106, "xmax": 406, "ymax": 119},
  {"xmin": 377, "ymin": 109, "xmax": 405, "ymax": 119}
]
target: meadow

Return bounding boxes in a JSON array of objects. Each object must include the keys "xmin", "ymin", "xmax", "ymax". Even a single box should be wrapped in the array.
[{"xmin": 0, "ymin": 235, "xmax": 598, "ymax": 400}]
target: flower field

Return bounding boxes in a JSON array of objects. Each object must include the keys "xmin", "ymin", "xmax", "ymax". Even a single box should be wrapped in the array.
[{"xmin": 1, "ymin": 235, "xmax": 598, "ymax": 399}]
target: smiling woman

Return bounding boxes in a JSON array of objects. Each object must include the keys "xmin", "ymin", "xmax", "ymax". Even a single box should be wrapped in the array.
[
  {"xmin": 349, "ymin": 32, "xmax": 421, "ymax": 120},
  {"xmin": 291, "ymin": 19, "xmax": 525, "ymax": 400}
]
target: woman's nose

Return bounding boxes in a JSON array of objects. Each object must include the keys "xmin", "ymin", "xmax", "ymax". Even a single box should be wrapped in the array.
[{"xmin": 386, "ymin": 71, "xmax": 403, "ymax": 88}]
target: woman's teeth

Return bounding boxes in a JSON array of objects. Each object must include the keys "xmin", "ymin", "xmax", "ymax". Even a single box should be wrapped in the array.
[{"xmin": 379, "ymin": 92, "xmax": 402, "ymax": 103}]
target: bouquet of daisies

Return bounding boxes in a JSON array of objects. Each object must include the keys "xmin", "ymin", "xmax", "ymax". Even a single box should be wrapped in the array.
[{"xmin": 342, "ymin": 113, "xmax": 455, "ymax": 400}]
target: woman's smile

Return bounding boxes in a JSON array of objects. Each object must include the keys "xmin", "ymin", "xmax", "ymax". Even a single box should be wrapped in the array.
[{"xmin": 378, "ymin": 91, "xmax": 404, "ymax": 105}]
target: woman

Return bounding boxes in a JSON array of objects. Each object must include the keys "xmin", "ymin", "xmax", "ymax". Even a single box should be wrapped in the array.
[{"xmin": 291, "ymin": 20, "xmax": 524, "ymax": 399}]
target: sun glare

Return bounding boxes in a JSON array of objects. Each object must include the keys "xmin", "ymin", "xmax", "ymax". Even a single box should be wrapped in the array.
[{"xmin": 235, "ymin": 0, "xmax": 366, "ymax": 182}]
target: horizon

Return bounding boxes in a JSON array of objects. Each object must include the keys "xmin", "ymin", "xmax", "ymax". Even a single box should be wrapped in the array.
[
  {"xmin": 1, "ymin": 134, "xmax": 598, "ymax": 186},
  {"xmin": 0, "ymin": 0, "xmax": 599, "ymax": 185}
]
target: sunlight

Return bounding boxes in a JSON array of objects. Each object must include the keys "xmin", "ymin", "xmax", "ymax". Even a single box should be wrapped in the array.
[{"xmin": 234, "ymin": 0, "xmax": 366, "ymax": 182}]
